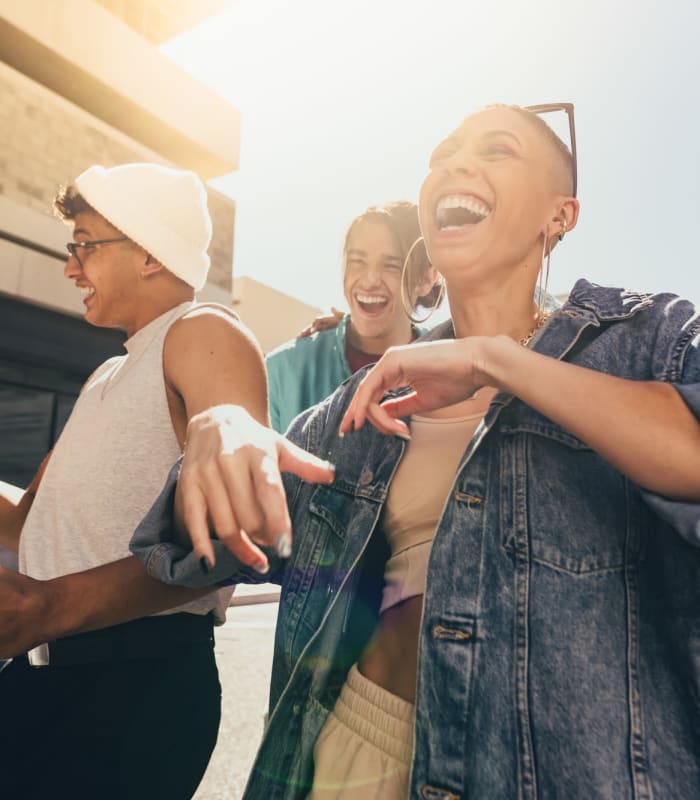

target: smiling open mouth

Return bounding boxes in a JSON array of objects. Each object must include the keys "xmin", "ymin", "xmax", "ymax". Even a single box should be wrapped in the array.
[
  {"xmin": 436, "ymin": 194, "xmax": 491, "ymax": 230},
  {"xmin": 355, "ymin": 293, "xmax": 388, "ymax": 313}
]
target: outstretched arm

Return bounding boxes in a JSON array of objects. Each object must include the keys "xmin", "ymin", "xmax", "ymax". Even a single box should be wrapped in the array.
[
  {"xmin": 341, "ymin": 335, "xmax": 700, "ymax": 501},
  {"xmin": 0, "ymin": 557, "xmax": 210, "ymax": 658},
  {"xmin": 160, "ymin": 302, "xmax": 337, "ymax": 573}
]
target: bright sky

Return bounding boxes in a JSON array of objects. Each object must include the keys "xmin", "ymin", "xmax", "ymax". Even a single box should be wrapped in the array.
[{"xmin": 163, "ymin": 0, "xmax": 700, "ymax": 313}]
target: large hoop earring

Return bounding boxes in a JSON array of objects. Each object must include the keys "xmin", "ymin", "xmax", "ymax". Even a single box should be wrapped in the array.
[
  {"xmin": 400, "ymin": 236, "xmax": 444, "ymax": 325},
  {"xmin": 537, "ymin": 230, "xmax": 552, "ymax": 319}
]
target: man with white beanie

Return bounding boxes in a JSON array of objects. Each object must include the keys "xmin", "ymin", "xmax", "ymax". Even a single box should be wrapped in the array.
[{"xmin": 0, "ymin": 163, "xmax": 270, "ymax": 799}]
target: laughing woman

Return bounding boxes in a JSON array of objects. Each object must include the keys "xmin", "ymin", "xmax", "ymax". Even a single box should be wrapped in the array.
[{"xmin": 266, "ymin": 201, "xmax": 441, "ymax": 433}]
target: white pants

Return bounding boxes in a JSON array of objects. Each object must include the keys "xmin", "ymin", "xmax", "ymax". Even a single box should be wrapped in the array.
[{"xmin": 309, "ymin": 664, "xmax": 414, "ymax": 800}]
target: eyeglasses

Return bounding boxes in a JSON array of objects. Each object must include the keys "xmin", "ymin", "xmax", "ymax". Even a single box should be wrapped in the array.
[
  {"xmin": 65, "ymin": 237, "xmax": 129, "ymax": 268},
  {"xmin": 524, "ymin": 103, "xmax": 577, "ymax": 197}
]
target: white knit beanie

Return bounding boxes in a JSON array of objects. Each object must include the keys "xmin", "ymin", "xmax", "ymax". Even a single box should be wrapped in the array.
[{"xmin": 74, "ymin": 163, "xmax": 213, "ymax": 291}]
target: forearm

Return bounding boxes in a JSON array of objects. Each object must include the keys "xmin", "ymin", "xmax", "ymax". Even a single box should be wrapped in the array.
[
  {"xmin": 42, "ymin": 557, "xmax": 211, "ymax": 640},
  {"xmin": 484, "ymin": 336, "xmax": 700, "ymax": 500}
]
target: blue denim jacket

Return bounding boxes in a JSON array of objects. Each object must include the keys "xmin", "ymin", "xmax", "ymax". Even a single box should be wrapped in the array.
[{"xmin": 133, "ymin": 280, "xmax": 700, "ymax": 800}]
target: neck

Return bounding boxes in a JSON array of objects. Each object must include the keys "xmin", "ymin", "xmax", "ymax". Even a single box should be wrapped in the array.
[
  {"xmin": 346, "ymin": 318, "xmax": 415, "ymax": 355},
  {"xmin": 126, "ymin": 286, "xmax": 194, "ymax": 337},
  {"xmin": 447, "ymin": 271, "xmax": 541, "ymax": 343}
]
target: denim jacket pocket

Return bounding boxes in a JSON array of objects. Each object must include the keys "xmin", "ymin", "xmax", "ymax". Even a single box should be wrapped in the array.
[
  {"xmin": 499, "ymin": 417, "xmax": 644, "ymax": 574},
  {"xmin": 283, "ymin": 484, "xmax": 378, "ymax": 667}
]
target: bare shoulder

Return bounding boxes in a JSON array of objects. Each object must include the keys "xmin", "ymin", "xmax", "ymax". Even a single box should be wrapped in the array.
[
  {"xmin": 166, "ymin": 302, "xmax": 262, "ymax": 356},
  {"xmin": 163, "ymin": 302, "xmax": 268, "ymax": 422}
]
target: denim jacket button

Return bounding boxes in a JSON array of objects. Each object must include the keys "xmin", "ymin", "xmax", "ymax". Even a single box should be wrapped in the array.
[
  {"xmin": 358, "ymin": 468, "xmax": 374, "ymax": 487},
  {"xmin": 421, "ymin": 785, "xmax": 461, "ymax": 800},
  {"xmin": 432, "ymin": 624, "xmax": 472, "ymax": 641}
]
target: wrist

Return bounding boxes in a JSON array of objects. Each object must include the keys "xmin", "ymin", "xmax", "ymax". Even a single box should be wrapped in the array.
[
  {"xmin": 41, "ymin": 574, "xmax": 87, "ymax": 641},
  {"xmin": 472, "ymin": 335, "xmax": 523, "ymax": 391}
]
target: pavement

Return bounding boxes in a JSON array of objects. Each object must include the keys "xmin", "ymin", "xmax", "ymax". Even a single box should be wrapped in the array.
[{"xmin": 193, "ymin": 599, "xmax": 278, "ymax": 800}]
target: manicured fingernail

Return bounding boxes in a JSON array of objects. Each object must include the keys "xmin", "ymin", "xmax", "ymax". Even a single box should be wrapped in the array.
[
  {"xmin": 275, "ymin": 532, "xmax": 292, "ymax": 559},
  {"xmin": 253, "ymin": 560, "xmax": 270, "ymax": 575},
  {"xmin": 338, "ymin": 430, "xmax": 345, "ymax": 439},
  {"xmin": 396, "ymin": 432, "xmax": 411, "ymax": 442},
  {"xmin": 325, "ymin": 461, "xmax": 336, "ymax": 472},
  {"xmin": 200, "ymin": 556, "xmax": 212, "ymax": 574}
]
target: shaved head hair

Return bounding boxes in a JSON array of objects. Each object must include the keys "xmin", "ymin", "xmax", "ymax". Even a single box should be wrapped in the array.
[{"xmin": 504, "ymin": 105, "xmax": 575, "ymax": 196}]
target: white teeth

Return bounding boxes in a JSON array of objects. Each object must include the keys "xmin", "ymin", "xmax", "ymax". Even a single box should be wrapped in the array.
[
  {"xmin": 80, "ymin": 286, "xmax": 95, "ymax": 297},
  {"xmin": 355, "ymin": 294, "xmax": 387, "ymax": 304},
  {"xmin": 437, "ymin": 194, "xmax": 490, "ymax": 218}
]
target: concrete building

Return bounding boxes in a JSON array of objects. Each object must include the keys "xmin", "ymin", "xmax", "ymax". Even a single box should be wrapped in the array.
[
  {"xmin": 0, "ymin": 0, "xmax": 239, "ymax": 487},
  {"xmin": 233, "ymin": 275, "xmax": 323, "ymax": 355}
]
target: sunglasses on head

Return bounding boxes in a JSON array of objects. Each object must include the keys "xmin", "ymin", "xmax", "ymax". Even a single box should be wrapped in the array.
[{"xmin": 524, "ymin": 103, "xmax": 577, "ymax": 197}]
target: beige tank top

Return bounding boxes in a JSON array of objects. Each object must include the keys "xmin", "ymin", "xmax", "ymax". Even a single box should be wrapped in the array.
[
  {"xmin": 380, "ymin": 407, "xmax": 484, "ymax": 613},
  {"xmin": 20, "ymin": 301, "xmax": 233, "ymax": 635}
]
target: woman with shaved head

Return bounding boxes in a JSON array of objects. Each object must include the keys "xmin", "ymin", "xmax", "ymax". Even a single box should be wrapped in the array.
[
  {"xmin": 6, "ymin": 104, "xmax": 698, "ymax": 799},
  {"xmin": 134, "ymin": 102, "xmax": 700, "ymax": 799}
]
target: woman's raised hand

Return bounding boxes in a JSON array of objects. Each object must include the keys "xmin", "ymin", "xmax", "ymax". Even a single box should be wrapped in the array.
[
  {"xmin": 340, "ymin": 338, "xmax": 497, "ymax": 438},
  {"xmin": 177, "ymin": 405, "xmax": 335, "ymax": 571}
]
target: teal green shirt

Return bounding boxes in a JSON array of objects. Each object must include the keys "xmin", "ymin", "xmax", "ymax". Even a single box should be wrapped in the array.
[{"xmin": 266, "ymin": 315, "xmax": 353, "ymax": 433}]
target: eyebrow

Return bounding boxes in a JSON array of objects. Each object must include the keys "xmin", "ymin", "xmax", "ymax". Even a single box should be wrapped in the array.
[
  {"xmin": 479, "ymin": 129, "xmax": 522, "ymax": 145},
  {"xmin": 433, "ymin": 127, "xmax": 522, "ymax": 158},
  {"xmin": 347, "ymin": 248, "xmax": 401, "ymax": 263},
  {"xmin": 72, "ymin": 227, "xmax": 92, "ymax": 238}
]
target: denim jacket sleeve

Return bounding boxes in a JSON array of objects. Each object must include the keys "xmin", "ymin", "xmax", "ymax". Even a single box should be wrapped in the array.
[
  {"xmin": 640, "ymin": 295, "xmax": 700, "ymax": 547},
  {"xmin": 129, "ymin": 457, "xmax": 284, "ymax": 588}
]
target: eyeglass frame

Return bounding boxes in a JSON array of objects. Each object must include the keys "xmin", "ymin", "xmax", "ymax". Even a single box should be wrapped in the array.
[
  {"xmin": 65, "ymin": 237, "xmax": 129, "ymax": 269},
  {"xmin": 524, "ymin": 103, "xmax": 577, "ymax": 198}
]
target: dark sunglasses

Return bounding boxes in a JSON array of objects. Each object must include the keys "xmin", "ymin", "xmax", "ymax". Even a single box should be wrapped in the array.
[
  {"xmin": 524, "ymin": 103, "xmax": 577, "ymax": 197},
  {"xmin": 65, "ymin": 237, "xmax": 129, "ymax": 268}
]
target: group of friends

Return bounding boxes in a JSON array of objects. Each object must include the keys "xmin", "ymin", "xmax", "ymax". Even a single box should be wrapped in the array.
[{"xmin": 0, "ymin": 102, "xmax": 699, "ymax": 800}]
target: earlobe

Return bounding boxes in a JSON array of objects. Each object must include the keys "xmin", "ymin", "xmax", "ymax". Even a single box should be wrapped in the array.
[{"xmin": 140, "ymin": 255, "xmax": 165, "ymax": 278}]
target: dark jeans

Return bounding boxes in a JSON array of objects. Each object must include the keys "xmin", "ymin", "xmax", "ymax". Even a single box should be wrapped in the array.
[{"xmin": 0, "ymin": 619, "xmax": 221, "ymax": 800}]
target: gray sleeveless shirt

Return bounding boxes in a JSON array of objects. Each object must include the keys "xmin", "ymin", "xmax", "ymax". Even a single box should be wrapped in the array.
[{"xmin": 20, "ymin": 301, "xmax": 233, "ymax": 635}]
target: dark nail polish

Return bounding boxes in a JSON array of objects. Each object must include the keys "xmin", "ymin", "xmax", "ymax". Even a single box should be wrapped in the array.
[
  {"xmin": 275, "ymin": 532, "xmax": 292, "ymax": 559},
  {"xmin": 200, "ymin": 556, "xmax": 212, "ymax": 575}
]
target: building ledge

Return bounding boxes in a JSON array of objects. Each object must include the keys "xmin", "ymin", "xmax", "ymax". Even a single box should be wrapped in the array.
[{"xmin": 0, "ymin": 0, "xmax": 240, "ymax": 178}]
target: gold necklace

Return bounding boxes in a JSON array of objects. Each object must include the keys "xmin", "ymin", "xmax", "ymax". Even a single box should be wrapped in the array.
[{"xmin": 518, "ymin": 311, "xmax": 550, "ymax": 347}]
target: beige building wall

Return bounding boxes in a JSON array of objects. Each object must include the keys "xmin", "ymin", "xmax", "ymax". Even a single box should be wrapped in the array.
[
  {"xmin": 233, "ymin": 276, "xmax": 323, "ymax": 354},
  {"xmin": 93, "ymin": 0, "xmax": 233, "ymax": 44},
  {"xmin": 0, "ymin": 0, "xmax": 240, "ymax": 177},
  {"xmin": 0, "ymin": 59, "xmax": 234, "ymax": 310}
]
